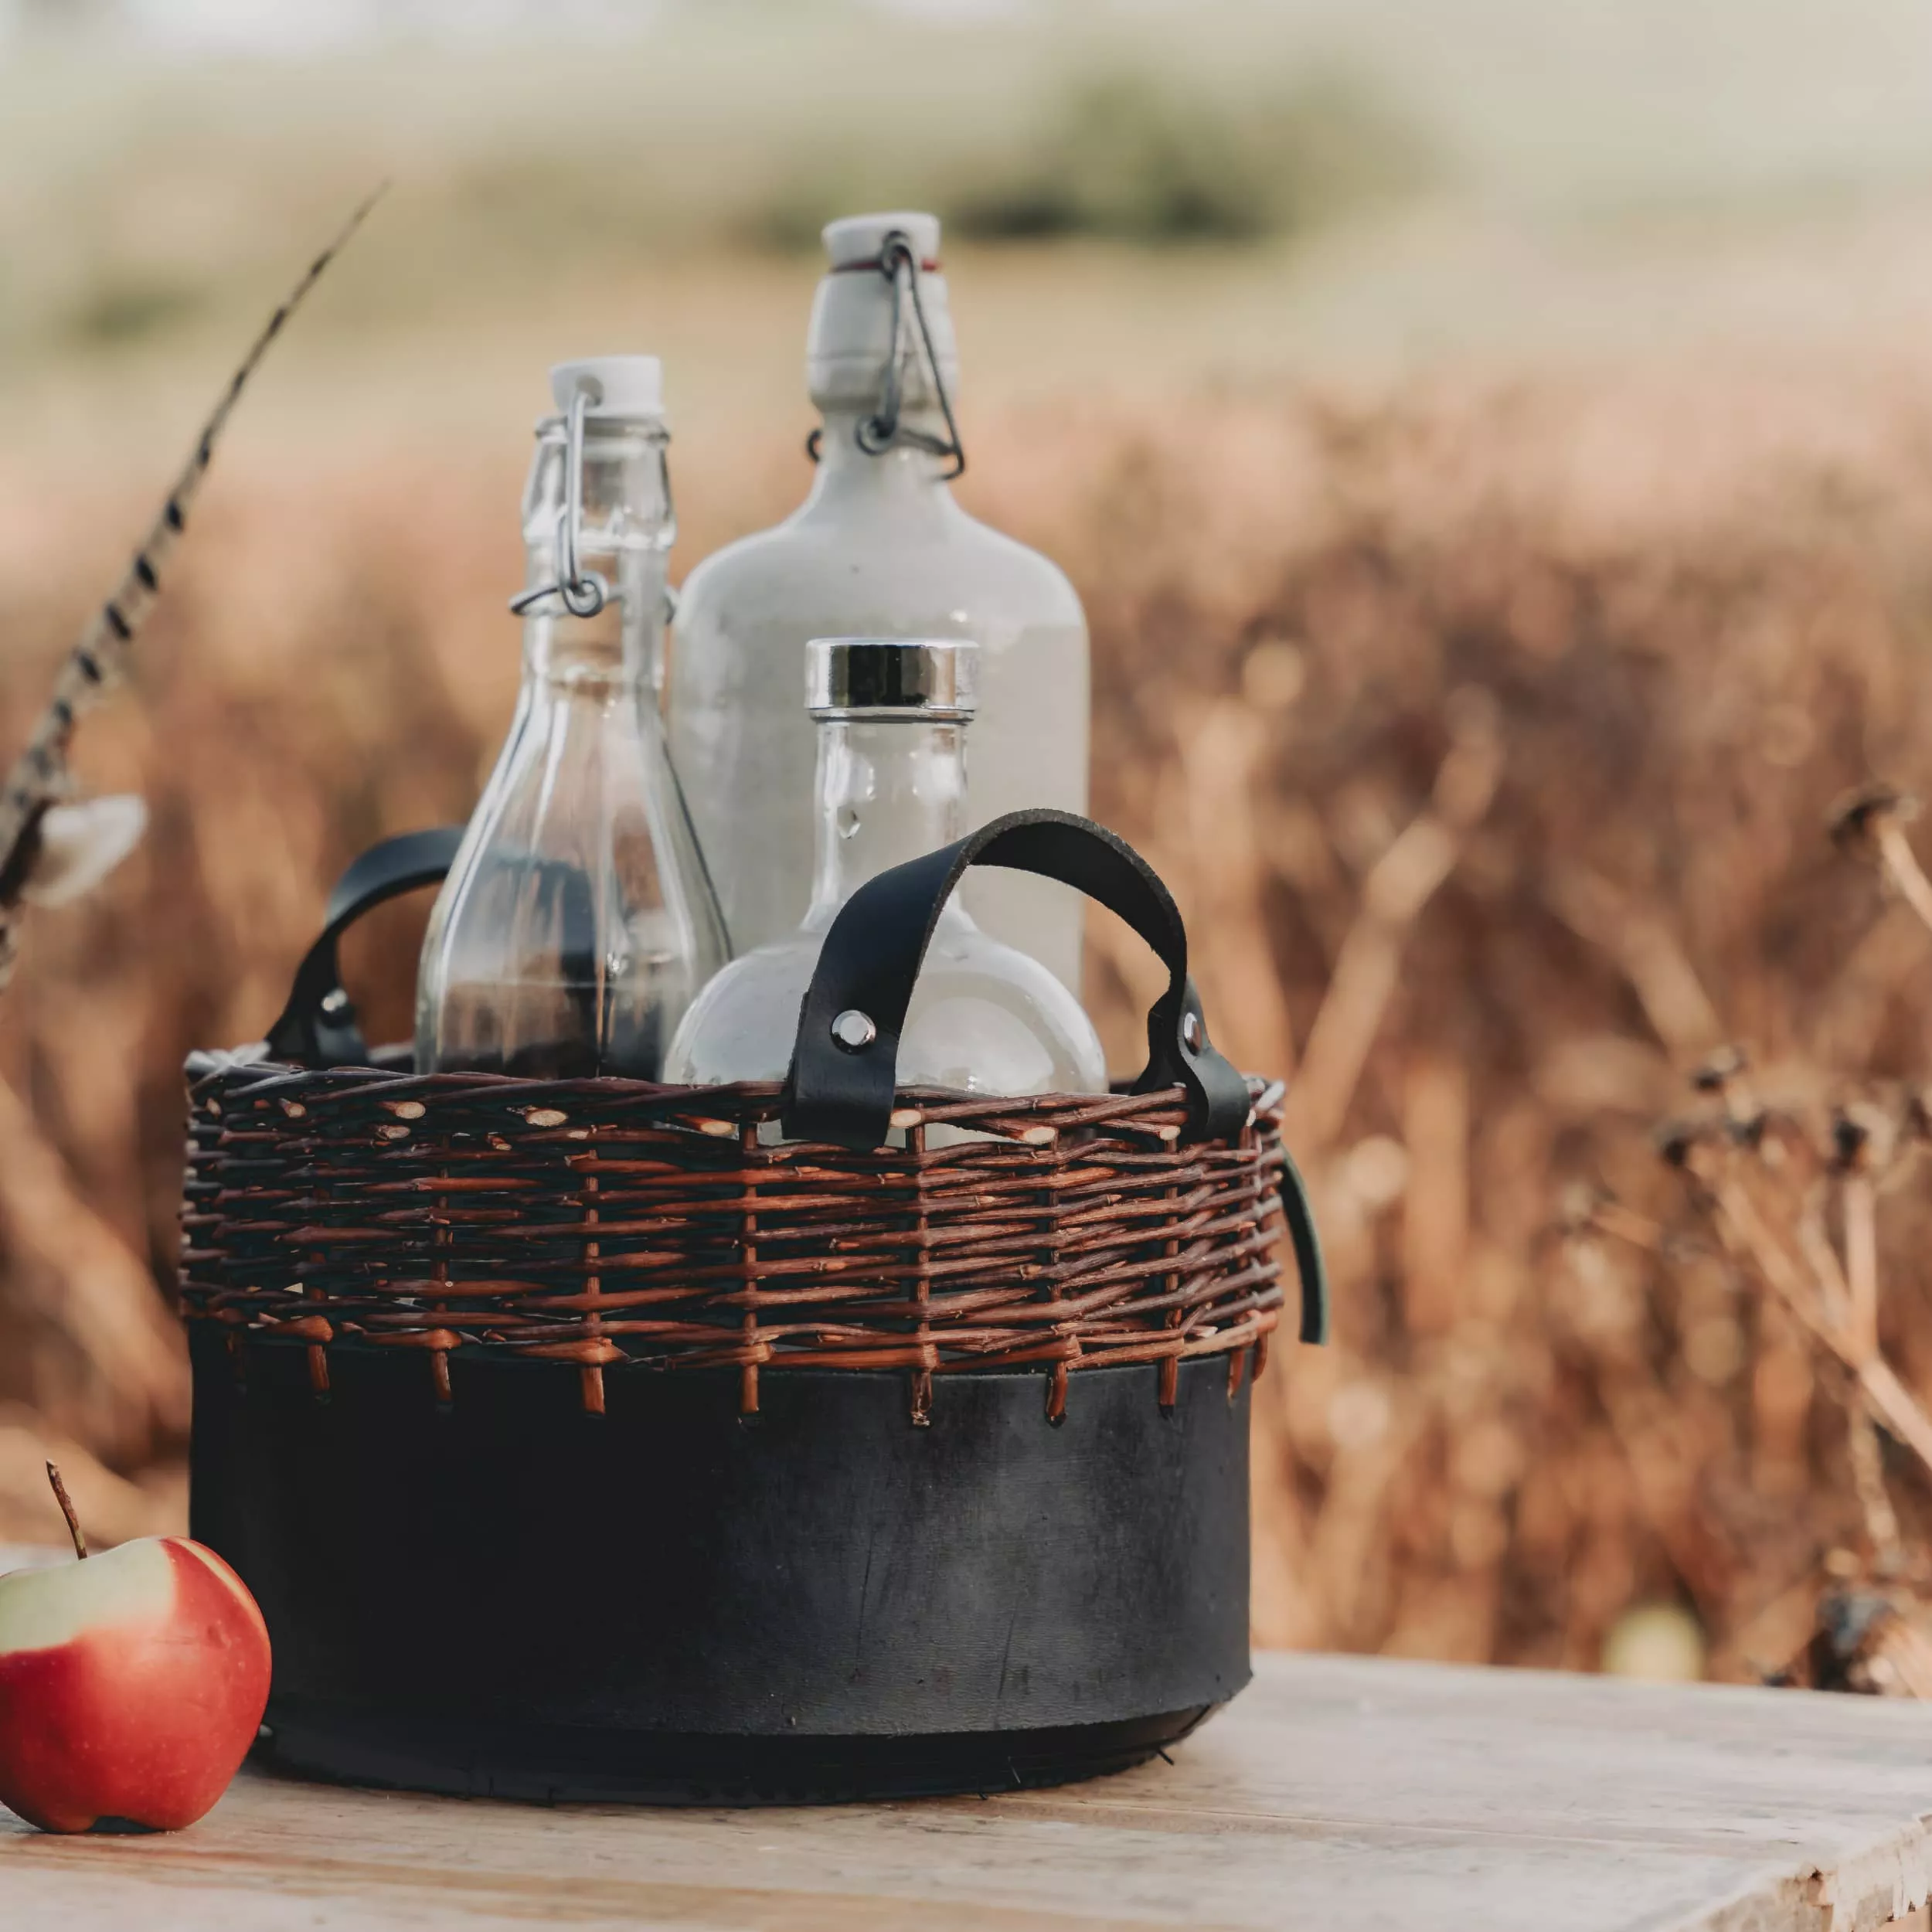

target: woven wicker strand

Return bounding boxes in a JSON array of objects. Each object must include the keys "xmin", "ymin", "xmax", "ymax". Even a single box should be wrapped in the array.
[{"xmin": 179, "ymin": 1061, "xmax": 1291, "ymax": 1418}]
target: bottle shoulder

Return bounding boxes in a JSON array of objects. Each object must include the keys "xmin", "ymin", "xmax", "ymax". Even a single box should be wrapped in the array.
[
  {"xmin": 662, "ymin": 937, "xmax": 816, "ymax": 1086},
  {"xmin": 951, "ymin": 496, "xmax": 1080, "ymax": 579},
  {"xmin": 672, "ymin": 494, "xmax": 1087, "ymax": 641},
  {"xmin": 667, "ymin": 922, "xmax": 1106, "ymax": 1094},
  {"xmin": 675, "ymin": 519, "xmax": 805, "ymax": 606}
]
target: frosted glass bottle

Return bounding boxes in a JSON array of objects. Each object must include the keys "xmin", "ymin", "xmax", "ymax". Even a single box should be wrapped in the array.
[
  {"xmin": 667, "ymin": 211, "xmax": 1090, "ymax": 995},
  {"xmin": 417, "ymin": 357, "xmax": 728, "ymax": 1079},
  {"xmin": 663, "ymin": 639, "xmax": 1105, "ymax": 1097}
]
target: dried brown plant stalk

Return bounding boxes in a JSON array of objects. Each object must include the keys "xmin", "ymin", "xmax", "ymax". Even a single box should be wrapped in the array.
[
  {"xmin": 0, "ymin": 185, "xmax": 383, "ymax": 989},
  {"xmin": 1281, "ymin": 689, "xmax": 1503, "ymax": 1152},
  {"xmin": 1603, "ymin": 1060, "xmax": 1932, "ymax": 1616},
  {"xmin": 1546, "ymin": 798, "xmax": 1932, "ymax": 1691},
  {"xmin": 1846, "ymin": 1398, "xmax": 1903, "ymax": 1572},
  {"xmin": 1585, "ymin": 1094, "xmax": 1932, "ymax": 1685},
  {"xmin": 1685, "ymin": 1099, "xmax": 1932, "ymax": 1462},
  {"xmin": 1562, "ymin": 774, "xmax": 1932, "ymax": 1665},
  {"xmin": 1832, "ymin": 786, "xmax": 1932, "ymax": 940}
]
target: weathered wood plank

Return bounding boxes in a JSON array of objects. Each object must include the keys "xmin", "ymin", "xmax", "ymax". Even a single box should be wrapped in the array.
[{"xmin": 4, "ymin": 1624, "xmax": 1932, "ymax": 1930}]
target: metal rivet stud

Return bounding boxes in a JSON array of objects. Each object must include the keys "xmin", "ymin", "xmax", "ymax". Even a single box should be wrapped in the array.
[
  {"xmin": 321, "ymin": 988, "xmax": 351, "ymax": 1015},
  {"xmin": 1181, "ymin": 1011, "xmax": 1203, "ymax": 1051},
  {"xmin": 832, "ymin": 1009, "xmax": 877, "ymax": 1052}
]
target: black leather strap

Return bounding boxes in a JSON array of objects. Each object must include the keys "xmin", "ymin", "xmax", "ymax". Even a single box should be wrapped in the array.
[
  {"xmin": 782, "ymin": 809, "xmax": 1253, "ymax": 1149},
  {"xmin": 1279, "ymin": 1144, "xmax": 1328, "ymax": 1345},
  {"xmin": 264, "ymin": 828, "xmax": 464, "ymax": 1066}
]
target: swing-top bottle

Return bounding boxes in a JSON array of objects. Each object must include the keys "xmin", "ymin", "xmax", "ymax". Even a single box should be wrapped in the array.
[
  {"xmin": 664, "ymin": 638, "xmax": 1104, "ymax": 1096},
  {"xmin": 668, "ymin": 213, "xmax": 1090, "ymax": 996},
  {"xmin": 417, "ymin": 356, "xmax": 728, "ymax": 1079}
]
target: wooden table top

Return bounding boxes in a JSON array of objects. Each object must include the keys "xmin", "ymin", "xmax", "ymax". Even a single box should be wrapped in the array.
[{"xmin": 7, "ymin": 1609, "xmax": 1932, "ymax": 1932}]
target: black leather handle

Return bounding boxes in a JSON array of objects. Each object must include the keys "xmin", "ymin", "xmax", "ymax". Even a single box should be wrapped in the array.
[
  {"xmin": 781, "ymin": 808, "xmax": 1328, "ymax": 1344},
  {"xmin": 264, "ymin": 828, "xmax": 464, "ymax": 1066},
  {"xmin": 782, "ymin": 809, "xmax": 1253, "ymax": 1148}
]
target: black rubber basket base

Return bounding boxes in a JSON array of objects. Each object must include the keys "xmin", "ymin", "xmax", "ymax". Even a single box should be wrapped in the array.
[
  {"xmin": 255, "ymin": 1702, "xmax": 1219, "ymax": 1807},
  {"xmin": 192, "ymin": 1333, "xmax": 1252, "ymax": 1806}
]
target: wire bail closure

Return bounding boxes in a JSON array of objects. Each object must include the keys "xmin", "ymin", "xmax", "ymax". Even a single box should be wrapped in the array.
[
  {"xmin": 808, "ymin": 230, "xmax": 967, "ymax": 480},
  {"xmin": 511, "ymin": 382, "xmax": 610, "ymax": 620}
]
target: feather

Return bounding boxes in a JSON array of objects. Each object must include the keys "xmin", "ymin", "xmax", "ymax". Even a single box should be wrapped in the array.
[
  {"xmin": 0, "ymin": 185, "xmax": 386, "ymax": 985},
  {"xmin": 19, "ymin": 795, "xmax": 148, "ymax": 908}
]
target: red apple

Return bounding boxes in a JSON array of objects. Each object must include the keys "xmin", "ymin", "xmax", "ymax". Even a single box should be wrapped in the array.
[{"xmin": 0, "ymin": 1466, "xmax": 270, "ymax": 1833}]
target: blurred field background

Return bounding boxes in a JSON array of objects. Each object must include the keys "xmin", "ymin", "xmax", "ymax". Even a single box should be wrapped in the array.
[{"xmin": 11, "ymin": 0, "xmax": 1932, "ymax": 1680}]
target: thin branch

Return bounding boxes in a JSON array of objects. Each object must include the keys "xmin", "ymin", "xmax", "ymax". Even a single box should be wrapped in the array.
[
  {"xmin": 1708, "ymin": 1166, "xmax": 1932, "ymax": 1483},
  {"xmin": 1546, "ymin": 869, "xmax": 1725, "ymax": 1063},
  {"xmin": 1846, "ymin": 1399, "xmax": 1904, "ymax": 1572},
  {"xmin": 1843, "ymin": 1173, "xmax": 1879, "ymax": 1364},
  {"xmin": 1281, "ymin": 696, "xmax": 1502, "ymax": 1151},
  {"xmin": 1796, "ymin": 1179, "xmax": 1852, "ymax": 1334},
  {"xmin": 1708, "ymin": 1173, "xmax": 1841, "ymax": 1354},
  {"xmin": 1587, "ymin": 1199, "xmax": 1669, "ymax": 1253},
  {"xmin": 1856, "ymin": 1358, "xmax": 1932, "ymax": 1488},
  {"xmin": 1828, "ymin": 784, "xmax": 1932, "ymax": 939},
  {"xmin": 1875, "ymin": 819, "xmax": 1932, "ymax": 938}
]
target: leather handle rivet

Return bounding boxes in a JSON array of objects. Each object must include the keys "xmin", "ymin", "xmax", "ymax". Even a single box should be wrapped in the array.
[{"xmin": 832, "ymin": 1009, "xmax": 877, "ymax": 1052}]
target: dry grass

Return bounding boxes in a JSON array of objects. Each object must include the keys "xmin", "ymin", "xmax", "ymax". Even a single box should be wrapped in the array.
[
  {"xmin": 9, "ymin": 351, "xmax": 1932, "ymax": 1678},
  {"xmin": 1076, "ymin": 364, "xmax": 1932, "ymax": 1673}
]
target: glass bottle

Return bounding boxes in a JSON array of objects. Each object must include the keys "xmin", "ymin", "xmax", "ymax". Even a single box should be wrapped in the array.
[
  {"xmin": 667, "ymin": 211, "xmax": 1090, "ymax": 996},
  {"xmin": 663, "ymin": 638, "xmax": 1106, "ymax": 1097},
  {"xmin": 417, "ymin": 357, "xmax": 729, "ymax": 1079}
]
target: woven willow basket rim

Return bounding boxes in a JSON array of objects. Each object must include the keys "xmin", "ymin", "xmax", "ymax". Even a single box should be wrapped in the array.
[{"xmin": 181, "ymin": 1059, "xmax": 1291, "ymax": 1420}]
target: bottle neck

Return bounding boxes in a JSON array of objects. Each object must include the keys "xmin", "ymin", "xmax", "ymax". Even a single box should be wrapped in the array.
[
  {"xmin": 521, "ymin": 413, "xmax": 672, "ymax": 692},
  {"xmin": 804, "ymin": 716, "xmax": 971, "ymax": 930},
  {"xmin": 803, "ymin": 408, "xmax": 963, "ymax": 523},
  {"xmin": 521, "ymin": 549, "xmax": 665, "ymax": 692}
]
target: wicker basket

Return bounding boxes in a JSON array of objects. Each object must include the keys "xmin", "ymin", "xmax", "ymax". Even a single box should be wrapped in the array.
[{"xmin": 182, "ymin": 811, "xmax": 1325, "ymax": 1803}]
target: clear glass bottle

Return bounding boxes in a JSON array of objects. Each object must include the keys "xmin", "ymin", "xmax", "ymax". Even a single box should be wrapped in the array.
[
  {"xmin": 663, "ymin": 638, "xmax": 1105, "ymax": 1096},
  {"xmin": 417, "ymin": 357, "xmax": 729, "ymax": 1079},
  {"xmin": 667, "ymin": 211, "xmax": 1090, "ymax": 996}
]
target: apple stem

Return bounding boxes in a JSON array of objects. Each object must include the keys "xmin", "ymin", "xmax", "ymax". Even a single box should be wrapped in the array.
[{"xmin": 45, "ymin": 1461, "xmax": 87, "ymax": 1560}]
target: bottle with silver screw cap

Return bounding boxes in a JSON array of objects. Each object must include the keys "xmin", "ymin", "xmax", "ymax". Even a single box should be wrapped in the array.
[
  {"xmin": 663, "ymin": 638, "xmax": 1105, "ymax": 1097},
  {"xmin": 416, "ymin": 357, "xmax": 729, "ymax": 1078},
  {"xmin": 667, "ymin": 212, "xmax": 1090, "ymax": 997}
]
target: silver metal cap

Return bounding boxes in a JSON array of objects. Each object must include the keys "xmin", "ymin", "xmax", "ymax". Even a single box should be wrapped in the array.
[{"xmin": 805, "ymin": 638, "xmax": 978, "ymax": 720}]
